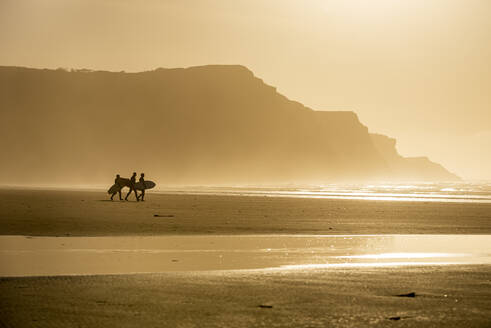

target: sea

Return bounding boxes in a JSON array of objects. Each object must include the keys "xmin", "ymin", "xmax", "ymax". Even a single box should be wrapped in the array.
[
  {"xmin": 5, "ymin": 181, "xmax": 491, "ymax": 204},
  {"xmin": 156, "ymin": 181, "xmax": 491, "ymax": 204}
]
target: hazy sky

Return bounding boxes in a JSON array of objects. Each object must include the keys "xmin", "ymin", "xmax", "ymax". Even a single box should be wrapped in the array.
[{"xmin": 1, "ymin": 0, "xmax": 490, "ymax": 179}]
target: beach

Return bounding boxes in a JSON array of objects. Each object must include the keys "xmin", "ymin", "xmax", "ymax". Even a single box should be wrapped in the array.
[
  {"xmin": 1, "ymin": 188, "xmax": 490, "ymax": 236},
  {"xmin": 1, "ymin": 266, "xmax": 490, "ymax": 327},
  {"xmin": 0, "ymin": 188, "xmax": 490, "ymax": 327}
]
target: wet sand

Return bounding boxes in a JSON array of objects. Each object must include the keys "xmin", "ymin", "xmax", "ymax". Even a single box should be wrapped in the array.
[
  {"xmin": 1, "ymin": 188, "xmax": 490, "ymax": 327},
  {"xmin": 1, "ymin": 188, "xmax": 490, "ymax": 236},
  {"xmin": 1, "ymin": 266, "xmax": 490, "ymax": 327}
]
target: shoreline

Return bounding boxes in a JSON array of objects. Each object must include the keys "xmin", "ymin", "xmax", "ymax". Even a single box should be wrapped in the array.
[
  {"xmin": 1, "ymin": 188, "xmax": 491, "ymax": 237},
  {"xmin": 2, "ymin": 184, "xmax": 491, "ymax": 204}
]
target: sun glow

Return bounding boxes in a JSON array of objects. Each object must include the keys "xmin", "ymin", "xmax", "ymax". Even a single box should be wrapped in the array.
[{"xmin": 315, "ymin": 0, "xmax": 410, "ymax": 18}]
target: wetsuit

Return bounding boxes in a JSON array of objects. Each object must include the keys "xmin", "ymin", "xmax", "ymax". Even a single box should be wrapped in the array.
[
  {"xmin": 125, "ymin": 174, "xmax": 139, "ymax": 201},
  {"xmin": 111, "ymin": 177, "xmax": 123, "ymax": 200},
  {"xmin": 137, "ymin": 176, "xmax": 146, "ymax": 201}
]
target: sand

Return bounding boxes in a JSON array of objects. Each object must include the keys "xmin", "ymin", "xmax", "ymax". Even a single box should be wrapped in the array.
[
  {"xmin": 1, "ymin": 188, "xmax": 490, "ymax": 236},
  {"xmin": 1, "ymin": 266, "xmax": 490, "ymax": 327},
  {"xmin": 0, "ymin": 188, "xmax": 490, "ymax": 327}
]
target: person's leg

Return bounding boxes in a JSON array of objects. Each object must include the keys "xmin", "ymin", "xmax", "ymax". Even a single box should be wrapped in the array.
[
  {"xmin": 133, "ymin": 188, "xmax": 139, "ymax": 201},
  {"xmin": 111, "ymin": 192, "xmax": 115, "ymax": 200},
  {"xmin": 141, "ymin": 189, "xmax": 145, "ymax": 201},
  {"xmin": 118, "ymin": 190, "xmax": 122, "ymax": 200},
  {"xmin": 125, "ymin": 188, "xmax": 132, "ymax": 200}
]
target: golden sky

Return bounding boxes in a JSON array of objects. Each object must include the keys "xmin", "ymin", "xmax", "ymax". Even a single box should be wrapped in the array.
[{"xmin": 1, "ymin": 0, "xmax": 490, "ymax": 179}]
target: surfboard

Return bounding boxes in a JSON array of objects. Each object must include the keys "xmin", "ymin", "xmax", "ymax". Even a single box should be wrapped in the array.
[
  {"xmin": 134, "ymin": 180, "xmax": 156, "ymax": 191},
  {"xmin": 107, "ymin": 184, "xmax": 121, "ymax": 194}
]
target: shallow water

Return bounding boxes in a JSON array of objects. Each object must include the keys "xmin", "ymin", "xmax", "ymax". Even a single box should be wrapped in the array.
[
  {"xmin": 158, "ymin": 182, "xmax": 491, "ymax": 203},
  {"xmin": 1, "ymin": 235, "xmax": 490, "ymax": 277}
]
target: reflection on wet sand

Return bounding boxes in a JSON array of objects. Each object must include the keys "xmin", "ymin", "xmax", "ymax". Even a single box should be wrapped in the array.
[{"xmin": 0, "ymin": 235, "xmax": 489, "ymax": 277}]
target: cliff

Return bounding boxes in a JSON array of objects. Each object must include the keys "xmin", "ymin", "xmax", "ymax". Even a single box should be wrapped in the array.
[
  {"xmin": 0, "ymin": 65, "xmax": 458, "ymax": 185},
  {"xmin": 370, "ymin": 134, "xmax": 460, "ymax": 181}
]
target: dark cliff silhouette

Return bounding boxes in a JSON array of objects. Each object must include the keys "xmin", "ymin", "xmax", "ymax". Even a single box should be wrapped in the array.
[{"xmin": 0, "ymin": 65, "xmax": 459, "ymax": 185}]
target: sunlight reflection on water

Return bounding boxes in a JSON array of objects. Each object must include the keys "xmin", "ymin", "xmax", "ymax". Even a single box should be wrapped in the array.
[
  {"xmin": 157, "ymin": 182, "xmax": 491, "ymax": 203},
  {"xmin": 0, "ymin": 234, "xmax": 490, "ymax": 277}
]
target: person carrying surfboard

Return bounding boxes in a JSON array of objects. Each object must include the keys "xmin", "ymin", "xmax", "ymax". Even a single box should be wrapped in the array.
[
  {"xmin": 110, "ymin": 174, "xmax": 123, "ymax": 201},
  {"xmin": 137, "ymin": 173, "xmax": 146, "ymax": 201},
  {"xmin": 125, "ymin": 172, "xmax": 139, "ymax": 201}
]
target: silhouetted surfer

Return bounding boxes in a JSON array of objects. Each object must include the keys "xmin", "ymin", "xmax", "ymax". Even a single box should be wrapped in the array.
[
  {"xmin": 110, "ymin": 174, "xmax": 123, "ymax": 201},
  {"xmin": 137, "ymin": 173, "xmax": 146, "ymax": 201},
  {"xmin": 125, "ymin": 172, "xmax": 139, "ymax": 201}
]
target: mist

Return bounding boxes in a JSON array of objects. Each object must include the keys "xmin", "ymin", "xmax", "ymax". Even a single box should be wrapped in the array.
[{"xmin": 1, "ymin": 0, "xmax": 489, "ymax": 180}]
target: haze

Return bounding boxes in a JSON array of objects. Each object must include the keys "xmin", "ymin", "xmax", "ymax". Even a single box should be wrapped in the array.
[{"xmin": 1, "ymin": 0, "xmax": 490, "ymax": 180}]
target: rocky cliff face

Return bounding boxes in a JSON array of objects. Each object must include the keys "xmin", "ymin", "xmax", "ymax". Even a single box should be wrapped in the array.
[{"xmin": 0, "ymin": 65, "xmax": 458, "ymax": 185}]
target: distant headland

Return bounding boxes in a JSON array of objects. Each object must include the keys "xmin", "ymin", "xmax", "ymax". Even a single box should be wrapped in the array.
[{"xmin": 0, "ymin": 65, "xmax": 459, "ymax": 185}]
